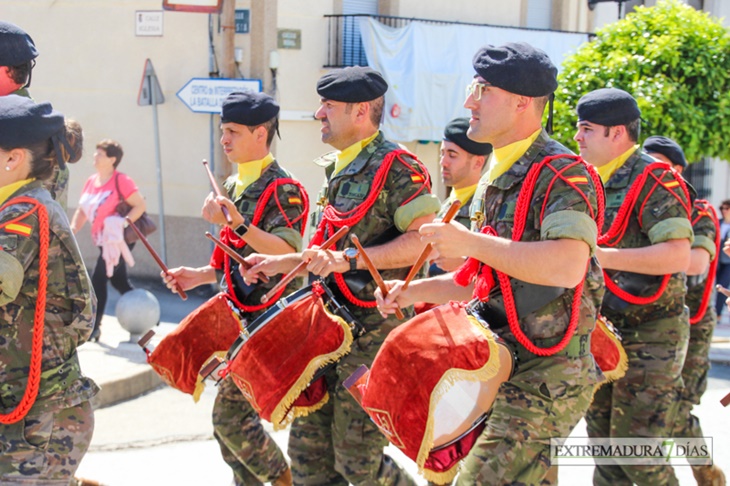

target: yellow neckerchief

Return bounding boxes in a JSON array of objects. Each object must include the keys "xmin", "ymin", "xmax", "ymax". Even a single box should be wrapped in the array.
[
  {"xmin": 597, "ymin": 144, "xmax": 640, "ymax": 183},
  {"xmin": 486, "ymin": 128, "xmax": 542, "ymax": 183},
  {"xmin": 0, "ymin": 178, "xmax": 35, "ymax": 205},
  {"xmin": 450, "ymin": 183, "xmax": 478, "ymax": 205},
  {"xmin": 333, "ymin": 131, "xmax": 379, "ymax": 176},
  {"xmin": 235, "ymin": 153, "xmax": 274, "ymax": 198}
]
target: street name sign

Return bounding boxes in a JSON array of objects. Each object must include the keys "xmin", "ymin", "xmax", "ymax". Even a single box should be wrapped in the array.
[{"xmin": 175, "ymin": 78, "xmax": 262, "ymax": 114}]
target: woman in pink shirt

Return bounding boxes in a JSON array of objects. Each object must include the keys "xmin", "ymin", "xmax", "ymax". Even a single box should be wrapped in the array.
[{"xmin": 71, "ymin": 139, "xmax": 146, "ymax": 341}]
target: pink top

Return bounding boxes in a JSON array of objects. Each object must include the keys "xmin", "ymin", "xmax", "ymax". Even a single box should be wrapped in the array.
[{"xmin": 78, "ymin": 171, "xmax": 138, "ymax": 246}]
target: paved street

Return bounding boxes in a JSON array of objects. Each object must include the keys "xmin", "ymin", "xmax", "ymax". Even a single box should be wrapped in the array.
[{"xmin": 73, "ymin": 280, "xmax": 730, "ymax": 485}]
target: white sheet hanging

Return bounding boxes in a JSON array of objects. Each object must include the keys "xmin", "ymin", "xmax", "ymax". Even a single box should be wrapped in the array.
[{"xmin": 358, "ymin": 18, "xmax": 589, "ymax": 142}]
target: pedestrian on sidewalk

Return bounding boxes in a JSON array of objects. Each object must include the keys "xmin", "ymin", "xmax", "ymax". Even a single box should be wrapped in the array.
[
  {"xmin": 0, "ymin": 95, "xmax": 99, "ymax": 484},
  {"xmin": 715, "ymin": 199, "xmax": 730, "ymax": 320},
  {"xmin": 71, "ymin": 139, "xmax": 146, "ymax": 342}
]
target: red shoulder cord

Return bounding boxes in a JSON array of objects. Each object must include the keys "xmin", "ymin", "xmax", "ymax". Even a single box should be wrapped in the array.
[
  {"xmin": 221, "ymin": 178, "xmax": 309, "ymax": 313},
  {"xmin": 689, "ymin": 200, "xmax": 720, "ymax": 324},
  {"xmin": 455, "ymin": 155, "xmax": 605, "ymax": 356},
  {"xmin": 0, "ymin": 197, "xmax": 49, "ymax": 424},
  {"xmin": 598, "ymin": 162, "xmax": 692, "ymax": 306},
  {"xmin": 310, "ymin": 149, "xmax": 432, "ymax": 308}
]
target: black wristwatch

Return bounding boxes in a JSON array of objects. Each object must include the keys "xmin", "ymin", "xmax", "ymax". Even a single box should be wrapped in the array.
[
  {"xmin": 233, "ymin": 217, "xmax": 249, "ymax": 238},
  {"xmin": 343, "ymin": 247, "xmax": 359, "ymax": 272}
]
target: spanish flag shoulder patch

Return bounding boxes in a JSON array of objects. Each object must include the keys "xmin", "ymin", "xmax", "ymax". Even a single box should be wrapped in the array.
[
  {"xmin": 5, "ymin": 222, "xmax": 32, "ymax": 237},
  {"xmin": 288, "ymin": 196, "xmax": 302, "ymax": 205},
  {"xmin": 566, "ymin": 176, "xmax": 588, "ymax": 184},
  {"xmin": 410, "ymin": 174, "xmax": 425, "ymax": 184},
  {"xmin": 664, "ymin": 180, "xmax": 680, "ymax": 189}
]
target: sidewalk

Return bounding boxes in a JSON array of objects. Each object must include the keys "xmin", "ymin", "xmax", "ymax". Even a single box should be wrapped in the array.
[
  {"xmin": 77, "ymin": 279, "xmax": 212, "ymax": 408},
  {"xmin": 78, "ymin": 281, "xmax": 730, "ymax": 409}
]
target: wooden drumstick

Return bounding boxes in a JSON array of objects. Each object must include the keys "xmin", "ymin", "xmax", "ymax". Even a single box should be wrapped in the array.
[
  {"xmin": 350, "ymin": 234, "xmax": 405, "ymax": 320},
  {"xmin": 722, "ymin": 390, "xmax": 730, "ymax": 407},
  {"xmin": 125, "ymin": 216, "xmax": 187, "ymax": 300},
  {"xmin": 402, "ymin": 199, "xmax": 462, "ymax": 291},
  {"xmin": 205, "ymin": 232, "xmax": 270, "ymax": 283},
  {"xmin": 202, "ymin": 159, "xmax": 233, "ymax": 225},
  {"xmin": 261, "ymin": 226, "xmax": 350, "ymax": 304}
]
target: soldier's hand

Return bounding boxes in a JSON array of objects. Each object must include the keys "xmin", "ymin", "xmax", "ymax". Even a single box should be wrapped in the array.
[
  {"xmin": 374, "ymin": 279, "xmax": 413, "ymax": 318},
  {"xmin": 162, "ymin": 267, "xmax": 201, "ymax": 293},
  {"xmin": 419, "ymin": 220, "xmax": 471, "ymax": 260},
  {"xmin": 302, "ymin": 248, "xmax": 348, "ymax": 277},
  {"xmin": 244, "ymin": 254, "xmax": 293, "ymax": 284},
  {"xmin": 433, "ymin": 255, "xmax": 467, "ymax": 272},
  {"xmin": 201, "ymin": 192, "xmax": 233, "ymax": 225}
]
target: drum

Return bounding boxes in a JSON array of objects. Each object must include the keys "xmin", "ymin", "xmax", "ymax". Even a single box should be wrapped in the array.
[
  {"xmin": 139, "ymin": 293, "xmax": 245, "ymax": 401},
  {"xmin": 592, "ymin": 314, "xmax": 628, "ymax": 385},
  {"xmin": 344, "ymin": 301, "xmax": 514, "ymax": 483},
  {"xmin": 223, "ymin": 280, "xmax": 362, "ymax": 430}
]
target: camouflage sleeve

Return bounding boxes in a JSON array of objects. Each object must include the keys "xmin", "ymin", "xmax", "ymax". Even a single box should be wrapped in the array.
[
  {"xmin": 691, "ymin": 208, "xmax": 718, "ymax": 260},
  {"xmin": 386, "ymin": 153, "xmax": 440, "ymax": 232},
  {"xmin": 534, "ymin": 157, "xmax": 599, "ymax": 251},
  {"xmin": 0, "ymin": 205, "xmax": 39, "ymax": 305},
  {"xmin": 638, "ymin": 167, "xmax": 693, "ymax": 244},
  {"xmin": 260, "ymin": 181, "xmax": 306, "ymax": 252}
]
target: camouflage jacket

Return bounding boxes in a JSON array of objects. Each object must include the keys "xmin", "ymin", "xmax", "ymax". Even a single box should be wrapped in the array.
[
  {"xmin": 686, "ymin": 198, "xmax": 718, "ymax": 315},
  {"xmin": 310, "ymin": 132, "xmax": 440, "ymax": 326},
  {"xmin": 0, "ymin": 181, "xmax": 98, "ymax": 416},
  {"xmin": 439, "ymin": 193, "xmax": 473, "ymax": 229},
  {"xmin": 42, "ymin": 164, "xmax": 70, "ymax": 212},
  {"xmin": 600, "ymin": 149, "xmax": 693, "ymax": 324},
  {"xmin": 213, "ymin": 160, "xmax": 306, "ymax": 317},
  {"xmin": 470, "ymin": 130, "xmax": 604, "ymax": 344}
]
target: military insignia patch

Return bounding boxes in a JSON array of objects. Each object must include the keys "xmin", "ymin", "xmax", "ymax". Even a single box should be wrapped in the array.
[
  {"xmin": 288, "ymin": 196, "xmax": 302, "ymax": 205},
  {"xmin": 4, "ymin": 222, "xmax": 32, "ymax": 237},
  {"xmin": 365, "ymin": 407, "xmax": 406, "ymax": 449}
]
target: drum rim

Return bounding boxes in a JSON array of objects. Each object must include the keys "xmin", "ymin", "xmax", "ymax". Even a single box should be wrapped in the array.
[{"xmin": 429, "ymin": 413, "xmax": 488, "ymax": 452}]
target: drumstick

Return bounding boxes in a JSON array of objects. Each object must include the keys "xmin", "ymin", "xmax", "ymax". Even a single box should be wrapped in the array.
[
  {"xmin": 350, "ymin": 234, "xmax": 405, "ymax": 320},
  {"xmin": 402, "ymin": 200, "xmax": 462, "ymax": 291},
  {"xmin": 205, "ymin": 231, "xmax": 270, "ymax": 283},
  {"xmin": 722, "ymin": 390, "xmax": 730, "ymax": 407},
  {"xmin": 261, "ymin": 225, "xmax": 350, "ymax": 304},
  {"xmin": 202, "ymin": 159, "xmax": 233, "ymax": 225},
  {"xmin": 125, "ymin": 216, "xmax": 188, "ymax": 300}
]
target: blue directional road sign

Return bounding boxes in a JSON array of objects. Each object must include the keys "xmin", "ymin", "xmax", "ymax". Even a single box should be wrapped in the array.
[{"xmin": 176, "ymin": 78, "xmax": 262, "ymax": 114}]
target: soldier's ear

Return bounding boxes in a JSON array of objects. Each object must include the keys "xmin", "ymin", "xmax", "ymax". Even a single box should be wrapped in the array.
[{"xmin": 4, "ymin": 148, "xmax": 29, "ymax": 173}]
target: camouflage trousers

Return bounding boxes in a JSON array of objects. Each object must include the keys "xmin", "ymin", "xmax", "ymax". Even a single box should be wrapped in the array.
[
  {"xmin": 212, "ymin": 378, "xmax": 289, "ymax": 485},
  {"xmin": 673, "ymin": 307, "xmax": 716, "ymax": 470},
  {"xmin": 586, "ymin": 311, "xmax": 689, "ymax": 486},
  {"xmin": 454, "ymin": 355, "xmax": 596, "ymax": 486},
  {"xmin": 287, "ymin": 318, "xmax": 418, "ymax": 486},
  {"xmin": 0, "ymin": 400, "xmax": 94, "ymax": 485}
]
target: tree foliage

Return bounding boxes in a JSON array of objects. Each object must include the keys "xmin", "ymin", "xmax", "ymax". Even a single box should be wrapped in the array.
[{"xmin": 552, "ymin": 0, "xmax": 730, "ymax": 162}]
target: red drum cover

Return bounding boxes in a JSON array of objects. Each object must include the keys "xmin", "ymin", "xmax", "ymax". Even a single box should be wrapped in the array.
[
  {"xmin": 591, "ymin": 314, "xmax": 628, "ymax": 385},
  {"xmin": 227, "ymin": 283, "xmax": 353, "ymax": 430},
  {"xmin": 357, "ymin": 301, "xmax": 507, "ymax": 483},
  {"xmin": 147, "ymin": 293, "xmax": 243, "ymax": 400}
]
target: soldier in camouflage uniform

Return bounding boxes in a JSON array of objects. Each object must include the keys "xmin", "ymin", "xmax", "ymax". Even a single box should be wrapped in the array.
[
  {"xmin": 575, "ymin": 89, "xmax": 693, "ymax": 486},
  {"xmin": 245, "ymin": 66, "xmax": 440, "ymax": 485},
  {"xmin": 0, "ymin": 21, "xmax": 75, "ymax": 211},
  {"xmin": 163, "ymin": 92, "xmax": 305, "ymax": 486},
  {"xmin": 376, "ymin": 42, "xmax": 604, "ymax": 485},
  {"xmin": 429, "ymin": 117, "xmax": 491, "ymax": 276},
  {"xmin": 0, "ymin": 96, "xmax": 99, "ymax": 484},
  {"xmin": 644, "ymin": 135, "xmax": 726, "ymax": 486}
]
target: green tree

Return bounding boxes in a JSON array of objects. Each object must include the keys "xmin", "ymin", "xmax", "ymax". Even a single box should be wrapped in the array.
[{"xmin": 553, "ymin": 0, "xmax": 730, "ymax": 162}]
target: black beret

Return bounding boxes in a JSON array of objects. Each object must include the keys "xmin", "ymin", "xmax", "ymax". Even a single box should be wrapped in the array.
[
  {"xmin": 576, "ymin": 88, "xmax": 641, "ymax": 126},
  {"xmin": 472, "ymin": 42, "xmax": 557, "ymax": 97},
  {"xmin": 221, "ymin": 91, "xmax": 279, "ymax": 126},
  {"xmin": 0, "ymin": 95, "xmax": 64, "ymax": 149},
  {"xmin": 0, "ymin": 21, "xmax": 38, "ymax": 66},
  {"xmin": 443, "ymin": 117, "xmax": 492, "ymax": 156},
  {"xmin": 317, "ymin": 66, "xmax": 388, "ymax": 102},
  {"xmin": 644, "ymin": 135, "xmax": 687, "ymax": 168}
]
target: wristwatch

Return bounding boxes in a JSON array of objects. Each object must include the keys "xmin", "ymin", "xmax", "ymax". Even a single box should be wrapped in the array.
[
  {"xmin": 343, "ymin": 247, "xmax": 359, "ymax": 272},
  {"xmin": 233, "ymin": 216, "xmax": 250, "ymax": 238}
]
